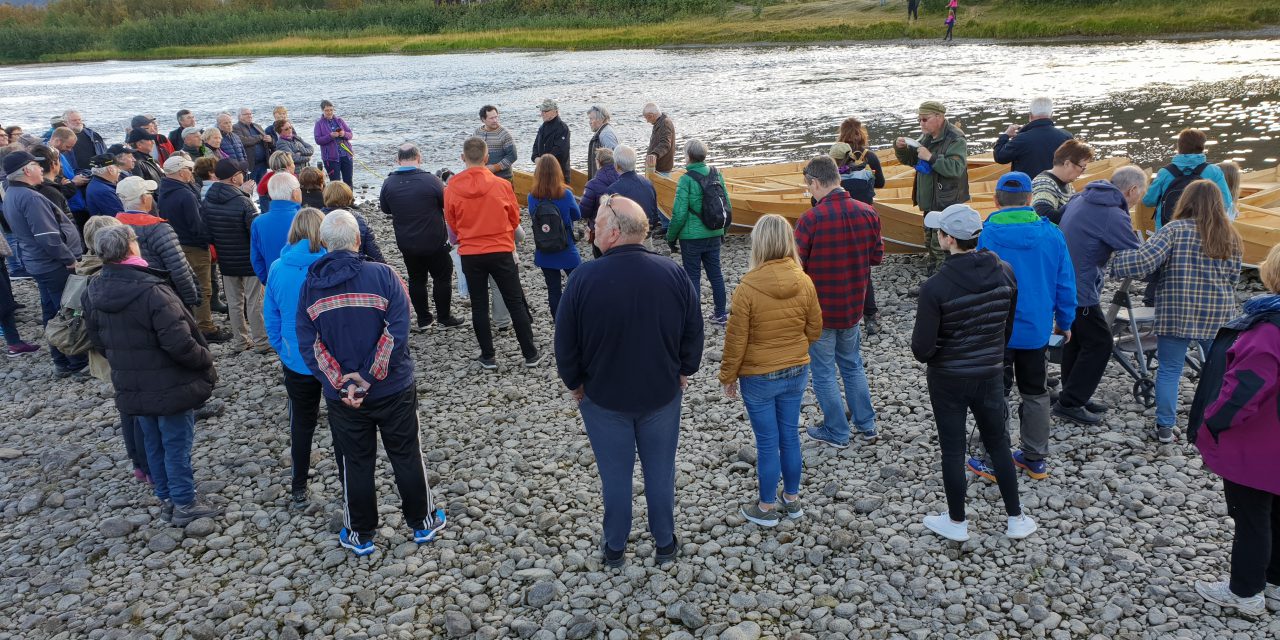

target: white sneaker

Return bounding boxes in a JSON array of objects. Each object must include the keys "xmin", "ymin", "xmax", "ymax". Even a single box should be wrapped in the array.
[
  {"xmin": 1196, "ymin": 580, "xmax": 1266, "ymax": 616},
  {"xmin": 923, "ymin": 514, "xmax": 970, "ymax": 542},
  {"xmin": 1266, "ymin": 583, "xmax": 1280, "ymax": 601},
  {"xmin": 1006, "ymin": 514, "xmax": 1038, "ymax": 540}
]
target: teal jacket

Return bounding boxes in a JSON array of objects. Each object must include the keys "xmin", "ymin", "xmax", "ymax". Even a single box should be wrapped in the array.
[
  {"xmin": 1142, "ymin": 153, "xmax": 1232, "ymax": 227},
  {"xmin": 668, "ymin": 162, "xmax": 730, "ymax": 241}
]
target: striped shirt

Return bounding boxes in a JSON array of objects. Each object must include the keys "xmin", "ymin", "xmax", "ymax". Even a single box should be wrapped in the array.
[{"xmin": 474, "ymin": 125, "xmax": 516, "ymax": 179}]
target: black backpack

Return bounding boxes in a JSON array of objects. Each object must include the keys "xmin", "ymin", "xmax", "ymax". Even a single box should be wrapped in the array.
[
  {"xmin": 532, "ymin": 199, "xmax": 569, "ymax": 253},
  {"xmin": 1156, "ymin": 162, "xmax": 1206, "ymax": 222},
  {"xmin": 687, "ymin": 167, "xmax": 730, "ymax": 231}
]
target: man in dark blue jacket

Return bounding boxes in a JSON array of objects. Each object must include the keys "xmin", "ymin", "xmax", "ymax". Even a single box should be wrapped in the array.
[
  {"xmin": 993, "ymin": 97, "xmax": 1073, "ymax": 180},
  {"xmin": 295, "ymin": 210, "xmax": 445, "ymax": 557},
  {"xmin": 379, "ymin": 143, "xmax": 460, "ymax": 329},
  {"xmin": 605, "ymin": 145, "xmax": 667, "ymax": 237},
  {"xmin": 554, "ymin": 195, "xmax": 703, "ymax": 569},
  {"xmin": 85, "ymin": 154, "xmax": 124, "ymax": 218}
]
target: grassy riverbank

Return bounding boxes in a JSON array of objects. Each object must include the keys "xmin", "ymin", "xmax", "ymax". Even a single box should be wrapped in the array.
[{"xmin": 5, "ymin": 0, "xmax": 1279, "ymax": 63}]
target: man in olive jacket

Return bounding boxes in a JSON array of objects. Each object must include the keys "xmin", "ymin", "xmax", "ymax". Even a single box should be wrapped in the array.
[{"xmin": 895, "ymin": 100, "xmax": 970, "ymax": 272}]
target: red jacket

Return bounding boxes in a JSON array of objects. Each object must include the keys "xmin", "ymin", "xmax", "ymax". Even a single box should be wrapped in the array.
[
  {"xmin": 444, "ymin": 166, "xmax": 520, "ymax": 256},
  {"xmin": 794, "ymin": 188, "xmax": 883, "ymax": 329}
]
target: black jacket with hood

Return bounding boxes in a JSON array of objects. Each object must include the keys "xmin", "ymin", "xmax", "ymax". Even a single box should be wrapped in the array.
[
  {"xmin": 202, "ymin": 181, "xmax": 258, "ymax": 277},
  {"xmin": 378, "ymin": 168, "xmax": 449, "ymax": 255},
  {"xmin": 911, "ymin": 249, "xmax": 1018, "ymax": 377}
]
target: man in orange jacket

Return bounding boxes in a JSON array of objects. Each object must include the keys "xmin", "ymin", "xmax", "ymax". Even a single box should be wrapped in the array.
[{"xmin": 445, "ymin": 136, "xmax": 542, "ymax": 371}]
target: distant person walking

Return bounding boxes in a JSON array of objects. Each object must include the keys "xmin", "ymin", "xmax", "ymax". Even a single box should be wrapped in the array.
[
  {"xmin": 908, "ymin": 0, "xmax": 920, "ymax": 20},
  {"xmin": 314, "ymin": 100, "xmax": 354, "ymax": 187},
  {"xmin": 944, "ymin": 9, "xmax": 956, "ymax": 41}
]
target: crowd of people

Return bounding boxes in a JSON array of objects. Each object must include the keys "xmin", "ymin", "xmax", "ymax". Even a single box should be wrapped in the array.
[{"xmin": 1, "ymin": 94, "xmax": 1278, "ymax": 619}]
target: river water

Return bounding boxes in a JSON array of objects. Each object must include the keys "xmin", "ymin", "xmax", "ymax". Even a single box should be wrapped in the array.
[{"xmin": 1, "ymin": 37, "xmax": 1278, "ymax": 186}]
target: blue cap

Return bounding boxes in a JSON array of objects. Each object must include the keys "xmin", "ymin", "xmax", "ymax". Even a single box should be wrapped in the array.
[{"xmin": 996, "ymin": 171, "xmax": 1032, "ymax": 193}]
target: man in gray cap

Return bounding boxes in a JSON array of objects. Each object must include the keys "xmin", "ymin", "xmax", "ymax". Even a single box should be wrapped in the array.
[
  {"xmin": 911, "ymin": 203, "xmax": 1037, "ymax": 544},
  {"xmin": 895, "ymin": 101, "xmax": 970, "ymax": 273},
  {"xmin": 531, "ymin": 98, "xmax": 571, "ymax": 184}
]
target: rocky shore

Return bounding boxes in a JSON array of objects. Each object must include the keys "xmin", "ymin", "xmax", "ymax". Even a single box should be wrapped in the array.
[{"xmin": 1, "ymin": 204, "xmax": 1277, "ymax": 639}]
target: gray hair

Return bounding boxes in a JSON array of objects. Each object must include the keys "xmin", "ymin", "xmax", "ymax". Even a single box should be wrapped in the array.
[
  {"xmin": 685, "ymin": 138, "xmax": 707, "ymax": 164},
  {"xmin": 642, "ymin": 102, "xmax": 660, "ymax": 116},
  {"xmin": 62, "ymin": 109, "xmax": 79, "ymax": 121},
  {"xmin": 803, "ymin": 156, "xmax": 841, "ymax": 188},
  {"xmin": 1110, "ymin": 165, "xmax": 1149, "ymax": 193},
  {"xmin": 181, "ymin": 127, "xmax": 200, "ymax": 139},
  {"xmin": 587, "ymin": 105, "xmax": 611, "ymax": 123},
  {"xmin": 268, "ymin": 171, "xmax": 300, "ymax": 200},
  {"xmin": 95, "ymin": 224, "xmax": 137, "ymax": 263},
  {"xmin": 1030, "ymin": 97, "xmax": 1053, "ymax": 118},
  {"xmin": 201, "ymin": 128, "xmax": 221, "ymax": 143},
  {"xmin": 397, "ymin": 143, "xmax": 421, "ymax": 163},
  {"xmin": 268, "ymin": 150, "xmax": 293, "ymax": 171},
  {"xmin": 238, "ymin": 107, "xmax": 253, "ymax": 117},
  {"xmin": 603, "ymin": 195, "xmax": 649, "ymax": 238},
  {"xmin": 120, "ymin": 191, "xmax": 147, "ymax": 211},
  {"xmin": 216, "ymin": 112, "xmax": 233, "ymax": 125},
  {"xmin": 91, "ymin": 166, "xmax": 114, "ymax": 178},
  {"xmin": 614, "ymin": 145, "xmax": 637, "ymax": 172},
  {"xmin": 595, "ymin": 147, "xmax": 614, "ymax": 168},
  {"xmin": 319, "ymin": 209, "xmax": 360, "ymax": 252}
]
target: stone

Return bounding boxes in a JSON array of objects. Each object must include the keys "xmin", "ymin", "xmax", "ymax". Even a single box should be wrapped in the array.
[
  {"xmin": 100, "ymin": 517, "xmax": 134, "ymax": 539},
  {"xmin": 444, "ymin": 611, "xmax": 471, "ymax": 637},
  {"xmin": 525, "ymin": 581, "xmax": 555, "ymax": 608},
  {"xmin": 0, "ymin": 447, "xmax": 23, "ymax": 459},
  {"xmin": 147, "ymin": 533, "xmax": 179, "ymax": 553},
  {"xmin": 184, "ymin": 518, "xmax": 216, "ymax": 537},
  {"xmin": 564, "ymin": 615, "xmax": 597, "ymax": 640},
  {"xmin": 720, "ymin": 622, "xmax": 762, "ymax": 640}
]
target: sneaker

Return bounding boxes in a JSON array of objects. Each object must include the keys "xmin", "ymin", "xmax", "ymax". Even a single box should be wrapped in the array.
[
  {"xmin": 172, "ymin": 497, "xmax": 224, "ymax": 526},
  {"xmin": 1084, "ymin": 400, "xmax": 1110, "ymax": 414},
  {"xmin": 416, "ymin": 313, "xmax": 434, "ymax": 330},
  {"xmin": 438, "ymin": 316, "xmax": 466, "ymax": 329},
  {"xmin": 777, "ymin": 490, "xmax": 804, "ymax": 520},
  {"xmin": 524, "ymin": 351, "xmax": 546, "ymax": 368},
  {"xmin": 6, "ymin": 342, "xmax": 39, "ymax": 357},
  {"xmin": 1012, "ymin": 450, "xmax": 1049, "ymax": 480},
  {"xmin": 858, "ymin": 429, "xmax": 879, "ymax": 444},
  {"xmin": 1156, "ymin": 425, "xmax": 1175, "ymax": 444},
  {"xmin": 413, "ymin": 509, "xmax": 448, "ymax": 544},
  {"xmin": 1006, "ymin": 514, "xmax": 1038, "ymax": 539},
  {"xmin": 806, "ymin": 426, "xmax": 849, "ymax": 449},
  {"xmin": 655, "ymin": 535, "xmax": 680, "ymax": 564},
  {"xmin": 290, "ymin": 489, "xmax": 309, "ymax": 510},
  {"xmin": 494, "ymin": 324, "xmax": 512, "ymax": 333},
  {"xmin": 741, "ymin": 503, "xmax": 783, "ymax": 527},
  {"xmin": 339, "ymin": 528, "xmax": 375, "ymax": 557},
  {"xmin": 132, "ymin": 468, "xmax": 148, "ymax": 483},
  {"xmin": 159, "ymin": 499, "xmax": 173, "ymax": 523},
  {"xmin": 711, "ymin": 312, "xmax": 729, "ymax": 326},
  {"xmin": 967, "ymin": 457, "xmax": 996, "ymax": 482},
  {"xmin": 600, "ymin": 539, "xmax": 625, "ymax": 569},
  {"xmin": 1195, "ymin": 580, "xmax": 1266, "ymax": 617},
  {"xmin": 201, "ymin": 328, "xmax": 233, "ymax": 344},
  {"xmin": 922, "ymin": 513, "xmax": 970, "ymax": 542},
  {"xmin": 1264, "ymin": 583, "xmax": 1280, "ymax": 601},
  {"xmin": 477, "ymin": 356, "xmax": 498, "ymax": 371},
  {"xmin": 1052, "ymin": 401, "xmax": 1101, "ymax": 425}
]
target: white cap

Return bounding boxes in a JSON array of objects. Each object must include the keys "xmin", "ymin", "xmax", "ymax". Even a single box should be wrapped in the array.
[
  {"xmin": 116, "ymin": 176, "xmax": 158, "ymax": 201},
  {"xmin": 162, "ymin": 154, "xmax": 195, "ymax": 174}
]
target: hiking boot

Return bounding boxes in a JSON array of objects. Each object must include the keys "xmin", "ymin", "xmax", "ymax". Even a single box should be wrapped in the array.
[
  {"xmin": 477, "ymin": 356, "xmax": 498, "ymax": 371},
  {"xmin": 413, "ymin": 508, "xmax": 448, "ymax": 544},
  {"xmin": 339, "ymin": 528, "xmax": 375, "ymax": 557},
  {"xmin": 290, "ymin": 489, "xmax": 310, "ymax": 510},
  {"xmin": 655, "ymin": 535, "xmax": 680, "ymax": 564},
  {"xmin": 416, "ymin": 313, "xmax": 434, "ymax": 330},
  {"xmin": 741, "ymin": 502, "xmax": 782, "ymax": 527},
  {"xmin": 1156, "ymin": 425, "xmax": 1175, "ymax": 444},
  {"xmin": 1012, "ymin": 450, "xmax": 1049, "ymax": 480},
  {"xmin": 210, "ymin": 300, "xmax": 229, "ymax": 314},
  {"xmin": 252, "ymin": 342, "xmax": 275, "ymax": 355},
  {"xmin": 922, "ymin": 513, "xmax": 969, "ymax": 542},
  {"xmin": 159, "ymin": 499, "xmax": 173, "ymax": 523},
  {"xmin": 6, "ymin": 342, "xmax": 39, "ymax": 357},
  {"xmin": 1084, "ymin": 400, "xmax": 1110, "ymax": 414},
  {"xmin": 202, "ymin": 328, "xmax": 233, "ymax": 344},
  {"xmin": 172, "ymin": 497, "xmax": 224, "ymax": 526},
  {"xmin": 1006, "ymin": 514, "xmax": 1038, "ymax": 539},
  {"xmin": 438, "ymin": 316, "xmax": 466, "ymax": 329},
  {"xmin": 600, "ymin": 539, "xmax": 625, "ymax": 569},
  {"xmin": 524, "ymin": 351, "xmax": 546, "ymax": 368},
  {"xmin": 858, "ymin": 429, "xmax": 879, "ymax": 444},
  {"xmin": 53, "ymin": 363, "xmax": 88, "ymax": 379},
  {"xmin": 967, "ymin": 457, "xmax": 996, "ymax": 482},
  {"xmin": 1195, "ymin": 580, "xmax": 1266, "ymax": 617},
  {"xmin": 778, "ymin": 489, "xmax": 804, "ymax": 520},
  {"xmin": 806, "ymin": 426, "xmax": 848, "ymax": 449},
  {"xmin": 1052, "ymin": 402, "xmax": 1101, "ymax": 425}
]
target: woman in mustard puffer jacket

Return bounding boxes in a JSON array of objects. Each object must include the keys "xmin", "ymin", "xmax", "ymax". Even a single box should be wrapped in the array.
[{"xmin": 720, "ymin": 214, "xmax": 823, "ymax": 528}]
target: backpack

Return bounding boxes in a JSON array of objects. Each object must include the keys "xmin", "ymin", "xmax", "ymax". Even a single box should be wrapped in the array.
[
  {"xmin": 1156, "ymin": 162, "xmax": 1207, "ymax": 223},
  {"xmin": 839, "ymin": 149, "xmax": 876, "ymax": 185},
  {"xmin": 532, "ymin": 199, "xmax": 569, "ymax": 253},
  {"xmin": 45, "ymin": 273, "xmax": 92, "ymax": 356},
  {"xmin": 687, "ymin": 167, "xmax": 730, "ymax": 231}
]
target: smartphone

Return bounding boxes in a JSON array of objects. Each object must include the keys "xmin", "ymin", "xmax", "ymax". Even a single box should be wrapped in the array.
[{"xmin": 1048, "ymin": 334, "xmax": 1065, "ymax": 348}]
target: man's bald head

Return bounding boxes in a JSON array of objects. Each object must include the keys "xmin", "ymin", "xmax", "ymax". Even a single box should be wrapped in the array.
[{"xmin": 595, "ymin": 195, "xmax": 650, "ymax": 252}]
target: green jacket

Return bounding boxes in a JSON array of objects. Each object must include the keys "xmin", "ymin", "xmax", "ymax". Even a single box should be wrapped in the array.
[
  {"xmin": 669, "ymin": 162, "xmax": 730, "ymax": 241},
  {"xmin": 894, "ymin": 121, "xmax": 970, "ymax": 213}
]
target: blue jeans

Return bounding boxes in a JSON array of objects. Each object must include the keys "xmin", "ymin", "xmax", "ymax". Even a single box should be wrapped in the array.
[
  {"xmin": 679, "ymin": 237, "xmax": 726, "ymax": 316},
  {"xmin": 136, "ymin": 411, "xmax": 196, "ymax": 505},
  {"xmin": 325, "ymin": 156, "xmax": 353, "ymax": 187},
  {"xmin": 580, "ymin": 392, "xmax": 682, "ymax": 553},
  {"xmin": 541, "ymin": 266, "xmax": 574, "ymax": 321},
  {"xmin": 31, "ymin": 267, "xmax": 87, "ymax": 370},
  {"xmin": 740, "ymin": 365, "xmax": 807, "ymax": 504},
  {"xmin": 4, "ymin": 233, "xmax": 28, "ymax": 276},
  {"xmin": 808, "ymin": 327, "xmax": 876, "ymax": 442},
  {"xmin": 1155, "ymin": 335, "xmax": 1212, "ymax": 428}
]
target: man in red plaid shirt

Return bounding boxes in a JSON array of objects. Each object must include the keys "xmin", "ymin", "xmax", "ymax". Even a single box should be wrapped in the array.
[{"xmin": 794, "ymin": 156, "xmax": 883, "ymax": 448}]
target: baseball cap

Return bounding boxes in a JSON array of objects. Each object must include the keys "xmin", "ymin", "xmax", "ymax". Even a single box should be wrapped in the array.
[
  {"xmin": 2, "ymin": 150, "xmax": 38, "ymax": 175},
  {"xmin": 214, "ymin": 158, "xmax": 245, "ymax": 180},
  {"xmin": 828, "ymin": 142, "xmax": 853, "ymax": 163},
  {"xmin": 116, "ymin": 176, "xmax": 158, "ymax": 202},
  {"xmin": 127, "ymin": 129, "xmax": 157, "ymax": 144},
  {"xmin": 538, "ymin": 98, "xmax": 558, "ymax": 113},
  {"xmin": 88, "ymin": 154, "xmax": 116, "ymax": 169},
  {"xmin": 996, "ymin": 171, "xmax": 1032, "ymax": 194},
  {"xmin": 107, "ymin": 143, "xmax": 132, "ymax": 157},
  {"xmin": 130, "ymin": 115, "xmax": 156, "ymax": 129},
  {"xmin": 923, "ymin": 203, "xmax": 983, "ymax": 241},
  {"xmin": 162, "ymin": 154, "xmax": 195, "ymax": 174}
]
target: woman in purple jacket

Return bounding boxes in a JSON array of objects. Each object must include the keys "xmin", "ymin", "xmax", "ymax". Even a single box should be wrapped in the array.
[
  {"xmin": 314, "ymin": 100, "xmax": 354, "ymax": 187},
  {"xmin": 1192, "ymin": 242, "xmax": 1280, "ymax": 617}
]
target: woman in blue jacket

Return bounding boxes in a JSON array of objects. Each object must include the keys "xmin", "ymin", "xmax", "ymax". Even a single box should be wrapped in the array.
[
  {"xmin": 527, "ymin": 154, "xmax": 582, "ymax": 321},
  {"xmin": 263, "ymin": 207, "xmax": 331, "ymax": 509}
]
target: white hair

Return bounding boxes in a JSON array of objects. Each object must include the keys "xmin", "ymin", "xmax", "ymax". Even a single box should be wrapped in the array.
[
  {"xmin": 1110, "ymin": 165, "xmax": 1149, "ymax": 193},
  {"xmin": 268, "ymin": 172, "xmax": 300, "ymax": 200},
  {"xmin": 216, "ymin": 112, "xmax": 233, "ymax": 124},
  {"xmin": 319, "ymin": 209, "xmax": 360, "ymax": 252},
  {"xmin": 588, "ymin": 105, "xmax": 611, "ymax": 123},
  {"xmin": 62, "ymin": 109, "xmax": 79, "ymax": 120},
  {"xmin": 685, "ymin": 138, "xmax": 707, "ymax": 162},
  {"xmin": 1030, "ymin": 97, "xmax": 1053, "ymax": 118},
  {"xmin": 642, "ymin": 102, "xmax": 660, "ymax": 116},
  {"xmin": 91, "ymin": 166, "xmax": 114, "ymax": 178},
  {"xmin": 614, "ymin": 145, "xmax": 637, "ymax": 172},
  {"xmin": 238, "ymin": 107, "xmax": 253, "ymax": 116},
  {"xmin": 120, "ymin": 192, "xmax": 146, "ymax": 211}
]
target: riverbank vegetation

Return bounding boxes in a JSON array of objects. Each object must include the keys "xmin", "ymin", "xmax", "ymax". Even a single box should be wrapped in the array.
[{"xmin": 0, "ymin": 0, "xmax": 1276, "ymax": 63}]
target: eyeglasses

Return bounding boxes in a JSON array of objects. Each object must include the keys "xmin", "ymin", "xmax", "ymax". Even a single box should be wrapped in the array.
[
  {"xmin": 1072, "ymin": 161, "xmax": 1089, "ymax": 171},
  {"xmin": 918, "ymin": 115, "xmax": 934, "ymax": 123},
  {"xmin": 600, "ymin": 193, "xmax": 619, "ymax": 220}
]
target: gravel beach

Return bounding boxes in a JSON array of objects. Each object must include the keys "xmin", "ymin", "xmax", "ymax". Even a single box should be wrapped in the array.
[{"xmin": 1, "ymin": 201, "xmax": 1277, "ymax": 640}]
